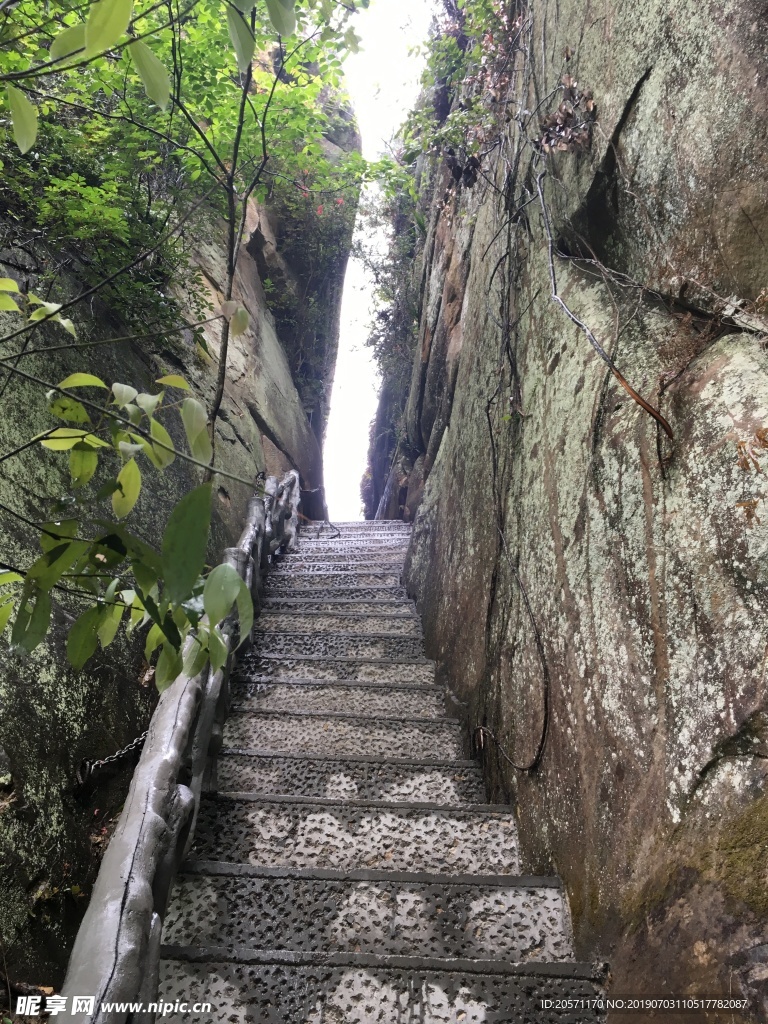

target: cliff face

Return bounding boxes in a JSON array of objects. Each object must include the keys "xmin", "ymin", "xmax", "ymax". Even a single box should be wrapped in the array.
[
  {"xmin": 0, "ymin": 182, "xmax": 352, "ymax": 982},
  {"xmin": 373, "ymin": 0, "xmax": 768, "ymax": 1010}
]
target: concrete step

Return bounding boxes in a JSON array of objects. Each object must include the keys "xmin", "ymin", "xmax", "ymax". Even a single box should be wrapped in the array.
[
  {"xmin": 164, "ymin": 864, "xmax": 574, "ymax": 962},
  {"xmin": 271, "ymin": 561, "xmax": 406, "ymax": 575},
  {"xmin": 265, "ymin": 571, "xmax": 404, "ymax": 589},
  {"xmin": 241, "ymin": 655, "xmax": 435, "ymax": 685},
  {"xmin": 222, "ymin": 710, "xmax": 463, "ymax": 760},
  {"xmin": 155, "ymin": 518, "xmax": 602, "ymax": 1021},
  {"xmin": 264, "ymin": 585, "xmax": 409, "ymax": 602},
  {"xmin": 303, "ymin": 521, "xmax": 412, "ymax": 531},
  {"xmin": 261, "ymin": 595, "xmax": 412, "ymax": 612},
  {"xmin": 159, "ymin": 954, "xmax": 605, "ymax": 1023},
  {"xmin": 298, "ymin": 538, "xmax": 410, "ymax": 550},
  {"xmin": 192, "ymin": 794, "xmax": 521, "ymax": 874},
  {"xmin": 298, "ymin": 531, "xmax": 410, "ymax": 541},
  {"xmin": 255, "ymin": 611, "xmax": 421, "ymax": 635},
  {"xmin": 229, "ymin": 680, "xmax": 446, "ymax": 718},
  {"xmin": 214, "ymin": 752, "xmax": 486, "ymax": 804},
  {"xmin": 243, "ymin": 631, "xmax": 424, "ymax": 661},
  {"xmin": 276, "ymin": 551, "xmax": 409, "ymax": 564}
]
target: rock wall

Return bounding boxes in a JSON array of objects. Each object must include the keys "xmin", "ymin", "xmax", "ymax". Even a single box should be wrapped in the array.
[
  {"xmin": 374, "ymin": 0, "xmax": 768, "ymax": 1014},
  {"xmin": 0, "ymin": 188, "xmax": 350, "ymax": 983}
]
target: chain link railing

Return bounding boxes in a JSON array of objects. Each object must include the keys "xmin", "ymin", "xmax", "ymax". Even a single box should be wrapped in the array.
[
  {"xmin": 59, "ymin": 470, "xmax": 301, "ymax": 1024},
  {"xmin": 75, "ymin": 731, "xmax": 150, "ymax": 788}
]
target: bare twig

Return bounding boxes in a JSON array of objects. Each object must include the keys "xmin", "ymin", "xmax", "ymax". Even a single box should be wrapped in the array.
[{"xmin": 535, "ymin": 171, "xmax": 673, "ymax": 438}]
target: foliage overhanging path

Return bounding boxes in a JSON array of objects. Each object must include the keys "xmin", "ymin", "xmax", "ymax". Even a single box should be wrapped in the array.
[{"xmin": 0, "ymin": 0, "xmax": 390, "ymax": 684}]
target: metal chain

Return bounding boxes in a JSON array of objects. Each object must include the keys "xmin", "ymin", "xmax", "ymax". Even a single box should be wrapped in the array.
[{"xmin": 76, "ymin": 730, "xmax": 148, "ymax": 787}]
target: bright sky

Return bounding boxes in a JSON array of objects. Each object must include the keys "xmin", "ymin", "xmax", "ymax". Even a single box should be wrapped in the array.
[{"xmin": 322, "ymin": 0, "xmax": 436, "ymax": 522}]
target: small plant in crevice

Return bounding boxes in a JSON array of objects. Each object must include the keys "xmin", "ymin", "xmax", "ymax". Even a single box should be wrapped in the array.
[{"xmin": 534, "ymin": 73, "xmax": 597, "ymax": 154}]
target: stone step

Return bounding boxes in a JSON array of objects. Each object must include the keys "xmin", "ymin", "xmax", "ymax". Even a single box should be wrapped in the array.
[
  {"xmin": 298, "ymin": 525, "xmax": 409, "ymax": 535},
  {"xmin": 262, "ymin": 585, "xmax": 411, "ymax": 598},
  {"xmin": 261, "ymin": 595, "xmax": 412, "ymax": 612},
  {"xmin": 163, "ymin": 864, "xmax": 573, "ymax": 962},
  {"xmin": 159, "ymin": 954, "xmax": 605, "ymax": 1023},
  {"xmin": 271, "ymin": 559, "xmax": 406, "ymax": 573},
  {"xmin": 214, "ymin": 752, "xmax": 486, "ymax": 804},
  {"xmin": 242, "ymin": 655, "xmax": 435, "ymax": 685},
  {"xmin": 255, "ymin": 611, "xmax": 421, "ymax": 635},
  {"xmin": 244, "ymin": 631, "xmax": 424, "ymax": 661},
  {"xmin": 265, "ymin": 571, "xmax": 404, "ymax": 589},
  {"xmin": 303, "ymin": 524, "xmax": 415, "ymax": 532},
  {"xmin": 222, "ymin": 710, "xmax": 463, "ymax": 759},
  {"xmin": 297, "ymin": 536, "xmax": 409, "ymax": 546},
  {"xmin": 229, "ymin": 680, "xmax": 446, "ymax": 718},
  {"xmin": 297, "ymin": 538, "xmax": 410, "ymax": 551},
  {"xmin": 277, "ymin": 551, "xmax": 409, "ymax": 564},
  {"xmin": 191, "ymin": 794, "xmax": 521, "ymax": 874}
]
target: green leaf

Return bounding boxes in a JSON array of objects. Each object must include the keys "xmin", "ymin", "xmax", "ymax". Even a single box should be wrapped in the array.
[
  {"xmin": 155, "ymin": 641, "xmax": 183, "ymax": 691},
  {"xmin": 180, "ymin": 397, "xmax": 212, "ymax": 464},
  {"xmin": 135, "ymin": 392, "xmax": 163, "ymax": 417},
  {"xmin": 58, "ymin": 373, "xmax": 107, "ymax": 389},
  {"xmin": 40, "ymin": 428, "xmax": 109, "ymax": 450},
  {"xmin": 0, "ymin": 598, "xmax": 14, "ymax": 635},
  {"xmin": 203, "ymin": 563, "xmax": 241, "ymax": 625},
  {"xmin": 161, "ymin": 483, "xmax": 212, "ymax": 604},
  {"xmin": 48, "ymin": 392, "xmax": 91, "ymax": 424},
  {"xmin": 67, "ymin": 606, "xmax": 104, "ymax": 669},
  {"xmin": 131, "ymin": 559, "xmax": 158, "ymax": 597},
  {"xmin": 40, "ymin": 520, "xmax": 78, "ymax": 553},
  {"xmin": 85, "ymin": 0, "xmax": 133, "ymax": 57},
  {"xmin": 28, "ymin": 300, "xmax": 62, "ymax": 321},
  {"xmin": 227, "ymin": 6, "xmax": 255, "ymax": 73},
  {"xmin": 118, "ymin": 440, "xmax": 144, "ymax": 459},
  {"xmin": 28, "ymin": 540, "xmax": 88, "ymax": 590},
  {"xmin": 156, "ymin": 374, "xmax": 189, "ymax": 390},
  {"xmin": 113, "ymin": 458, "xmax": 141, "ymax": 519},
  {"xmin": 0, "ymin": 278, "xmax": 20, "ymax": 292},
  {"xmin": 149, "ymin": 418, "xmax": 175, "ymax": 468},
  {"xmin": 207, "ymin": 624, "xmax": 228, "ymax": 672},
  {"xmin": 96, "ymin": 479, "xmax": 120, "ymax": 500},
  {"xmin": 97, "ymin": 600, "xmax": 124, "ymax": 648},
  {"xmin": 50, "ymin": 23, "xmax": 86, "ymax": 61},
  {"xmin": 6, "ymin": 86, "xmax": 38, "ymax": 155},
  {"xmin": 0, "ymin": 293, "xmax": 21, "ymax": 313},
  {"xmin": 182, "ymin": 635, "xmax": 208, "ymax": 678},
  {"xmin": 144, "ymin": 621, "xmax": 164, "ymax": 660},
  {"xmin": 69, "ymin": 445, "xmax": 99, "ymax": 487},
  {"xmin": 265, "ymin": 0, "xmax": 296, "ymax": 36},
  {"xmin": 230, "ymin": 306, "xmax": 250, "ymax": 336},
  {"xmin": 112, "ymin": 382, "xmax": 138, "ymax": 407},
  {"xmin": 130, "ymin": 432, "xmax": 161, "ymax": 469},
  {"xmin": 0, "ymin": 571, "xmax": 23, "ymax": 587},
  {"xmin": 12, "ymin": 589, "xmax": 51, "ymax": 652},
  {"xmin": 124, "ymin": 404, "xmax": 143, "ymax": 426},
  {"xmin": 128, "ymin": 39, "xmax": 170, "ymax": 111}
]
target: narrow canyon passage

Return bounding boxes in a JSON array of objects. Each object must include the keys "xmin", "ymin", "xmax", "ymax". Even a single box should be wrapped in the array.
[{"xmin": 1, "ymin": 0, "xmax": 766, "ymax": 1018}]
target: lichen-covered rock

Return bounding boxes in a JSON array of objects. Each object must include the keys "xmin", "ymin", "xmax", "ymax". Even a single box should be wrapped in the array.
[{"xmin": 374, "ymin": 0, "xmax": 768, "ymax": 1010}]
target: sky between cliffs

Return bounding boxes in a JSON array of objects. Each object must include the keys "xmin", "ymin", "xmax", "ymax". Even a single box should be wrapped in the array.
[{"xmin": 323, "ymin": 0, "xmax": 436, "ymax": 521}]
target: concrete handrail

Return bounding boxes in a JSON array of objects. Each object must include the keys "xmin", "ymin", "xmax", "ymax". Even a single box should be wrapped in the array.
[{"xmin": 59, "ymin": 470, "xmax": 301, "ymax": 1023}]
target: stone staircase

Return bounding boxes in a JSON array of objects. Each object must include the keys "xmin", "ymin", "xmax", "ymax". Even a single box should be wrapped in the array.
[{"xmin": 159, "ymin": 521, "xmax": 605, "ymax": 1022}]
